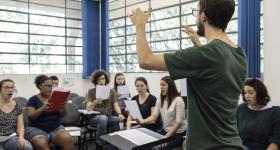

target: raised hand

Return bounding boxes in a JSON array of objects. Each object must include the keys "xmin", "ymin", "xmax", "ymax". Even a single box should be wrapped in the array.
[
  {"xmin": 129, "ymin": 7, "xmax": 152, "ymax": 28},
  {"xmin": 181, "ymin": 25, "xmax": 201, "ymax": 47}
]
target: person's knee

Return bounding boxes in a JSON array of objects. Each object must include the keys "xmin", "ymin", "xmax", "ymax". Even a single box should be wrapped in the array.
[
  {"xmin": 30, "ymin": 137, "xmax": 49, "ymax": 150},
  {"xmin": 59, "ymin": 136, "xmax": 74, "ymax": 150},
  {"xmin": 53, "ymin": 132, "xmax": 74, "ymax": 148},
  {"xmin": 24, "ymin": 142, "xmax": 33, "ymax": 150},
  {"xmin": 62, "ymin": 135, "xmax": 74, "ymax": 144},
  {"xmin": 96, "ymin": 115, "xmax": 108, "ymax": 125}
]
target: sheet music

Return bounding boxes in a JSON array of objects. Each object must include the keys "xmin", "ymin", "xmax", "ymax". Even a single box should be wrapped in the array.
[
  {"xmin": 124, "ymin": 100, "xmax": 143, "ymax": 121},
  {"xmin": 114, "ymin": 129, "xmax": 158, "ymax": 146},
  {"xmin": 78, "ymin": 109, "xmax": 100, "ymax": 115},
  {"xmin": 96, "ymin": 85, "xmax": 110, "ymax": 100},
  {"xmin": 178, "ymin": 78, "xmax": 187, "ymax": 97},
  {"xmin": 117, "ymin": 85, "xmax": 130, "ymax": 99}
]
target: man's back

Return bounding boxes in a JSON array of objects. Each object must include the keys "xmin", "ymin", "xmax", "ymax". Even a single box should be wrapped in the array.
[{"xmin": 164, "ymin": 39, "xmax": 247, "ymax": 149}]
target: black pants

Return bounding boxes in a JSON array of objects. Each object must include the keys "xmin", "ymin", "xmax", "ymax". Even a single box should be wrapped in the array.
[{"xmin": 157, "ymin": 128, "xmax": 186, "ymax": 150}]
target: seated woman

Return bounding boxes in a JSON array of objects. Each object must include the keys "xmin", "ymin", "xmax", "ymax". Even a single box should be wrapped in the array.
[
  {"xmin": 25, "ymin": 75, "xmax": 74, "ymax": 150},
  {"xmin": 126, "ymin": 77, "xmax": 161, "ymax": 132},
  {"xmin": 237, "ymin": 78, "xmax": 280, "ymax": 150},
  {"xmin": 137, "ymin": 76, "xmax": 187, "ymax": 150},
  {"xmin": 86, "ymin": 70, "xmax": 125, "ymax": 149},
  {"xmin": 0, "ymin": 79, "xmax": 32, "ymax": 150},
  {"xmin": 113, "ymin": 73, "xmax": 129, "ymax": 116}
]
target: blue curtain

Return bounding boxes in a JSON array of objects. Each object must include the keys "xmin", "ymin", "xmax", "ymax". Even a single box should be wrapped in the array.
[
  {"xmin": 82, "ymin": 0, "xmax": 109, "ymax": 78},
  {"xmin": 238, "ymin": 0, "xmax": 261, "ymax": 78}
]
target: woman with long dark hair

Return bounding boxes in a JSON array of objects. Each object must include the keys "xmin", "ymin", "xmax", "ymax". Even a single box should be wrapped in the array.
[
  {"xmin": 138, "ymin": 76, "xmax": 187, "ymax": 149},
  {"xmin": 113, "ymin": 73, "xmax": 128, "ymax": 115}
]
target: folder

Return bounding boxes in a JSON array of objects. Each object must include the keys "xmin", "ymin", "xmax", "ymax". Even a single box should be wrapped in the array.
[{"xmin": 48, "ymin": 90, "xmax": 70, "ymax": 112}]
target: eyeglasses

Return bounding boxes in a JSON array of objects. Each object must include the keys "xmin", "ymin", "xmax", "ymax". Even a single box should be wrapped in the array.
[
  {"xmin": 98, "ymin": 77, "xmax": 106, "ymax": 81},
  {"xmin": 42, "ymin": 84, "xmax": 53, "ymax": 88},
  {"xmin": 2, "ymin": 86, "xmax": 16, "ymax": 90},
  {"xmin": 192, "ymin": 9, "xmax": 199, "ymax": 17}
]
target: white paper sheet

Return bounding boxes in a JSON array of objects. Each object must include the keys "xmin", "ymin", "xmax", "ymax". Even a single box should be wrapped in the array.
[
  {"xmin": 0, "ymin": 133, "xmax": 16, "ymax": 142},
  {"xmin": 114, "ymin": 129, "xmax": 158, "ymax": 146},
  {"xmin": 96, "ymin": 85, "xmax": 110, "ymax": 100},
  {"xmin": 65, "ymin": 127, "xmax": 81, "ymax": 136},
  {"xmin": 78, "ymin": 109, "xmax": 100, "ymax": 115},
  {"xmin": 178, "ymin": 78, "xmax": 187, "ymax": 97},
  {"xmin": 117, "ymin": 85, "xmax": 130, "ymax": 99},
  {"xmin": 65, "ymin": 126, "xmax": 81, "ymax": 131},
  {"xmin": 124, "ymin": 100, "xmax": 143, "ymax": 121}
]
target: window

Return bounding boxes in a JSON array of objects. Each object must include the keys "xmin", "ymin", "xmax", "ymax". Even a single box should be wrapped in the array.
[
  {"xmin": 0, "ymin": 0, "xmax": 82, "ymax": 74},
  {"xmin": 109, "ymin": 0, "xmax": 239, "ymax": 73}
]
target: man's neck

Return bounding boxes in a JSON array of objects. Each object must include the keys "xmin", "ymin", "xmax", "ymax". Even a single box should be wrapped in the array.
[{"xmin": 204, "ymin": 24, "xmax": 237, "ymax": 48}]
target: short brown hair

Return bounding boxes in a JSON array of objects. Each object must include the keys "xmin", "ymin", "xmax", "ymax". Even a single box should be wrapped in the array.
[{"xmin": 199, "ymin": 0, "xmax": 235, "ymax": 31}]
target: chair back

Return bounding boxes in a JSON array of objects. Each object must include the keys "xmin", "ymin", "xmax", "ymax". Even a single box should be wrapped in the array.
[
  {"xmin": 13, "ymin": 97, "xmax": 28, "ymax": 107},
  {"xmin": 67, "ymin": 93, "xmax": 79, "ymax": 101},
  {"xmin": 22, "ymin": 108, "xmax": 29, "ymax": 126},
  {"xmin": 60, "ymin": 102, "xmax": 80, "ymax": 125},
  {"xmin": 71, "ymin": 96, "xmax": 85, "ymax": 109}
]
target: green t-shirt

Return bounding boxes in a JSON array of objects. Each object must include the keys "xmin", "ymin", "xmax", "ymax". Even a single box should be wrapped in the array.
[{"xmin": 164, "ymin": 39, "xmax": 247, "ymax": 150}]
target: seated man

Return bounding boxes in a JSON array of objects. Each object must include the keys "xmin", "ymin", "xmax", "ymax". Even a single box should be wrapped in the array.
[{"xmin": 86, "ymin": 70, "xmax": 125, "ymax": 149}]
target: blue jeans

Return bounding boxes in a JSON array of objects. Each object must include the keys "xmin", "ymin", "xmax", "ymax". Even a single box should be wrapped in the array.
[
  {"xmin": 89, "ymin": 115, "xmax": 120, "ymax": 145},
  {"xmin": 2, "ymin": 136, "xmax": 33, "ymax": 150},
  {"xmin": 157, "ymin": 129, "xmax": 186, "ymax": 150}
]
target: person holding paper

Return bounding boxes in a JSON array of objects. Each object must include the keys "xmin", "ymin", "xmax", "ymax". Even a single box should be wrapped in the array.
[
  {"xmin": 113, "ymin": 73, "xmax": 129, "ymax": 115},
  {"xmin": 25, "ymin": 75, "xmax": 74, "ymax": 150},
  {"xmin": 126, "ymin": 77, "xmax": 161, "ymax": 132},
  {"xmin": 137, "ymin": 76, "xmax": 187, "ymax": 149},
  {"xmin": 129, "ymin": 0, "xmax": 247, "ymax": 149},
  {"xmin": 86, "ymin": 70, "xmax": 125, "ymax": 149},
  {"xmin": 0, "ymin": 79, "xmax": 32, "ymax": 150}
]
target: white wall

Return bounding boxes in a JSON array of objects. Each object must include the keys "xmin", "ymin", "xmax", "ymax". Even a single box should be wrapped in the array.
[
  {"xmin": 263, "ymin": 0, "xmax": 280, "ymax": 105},
  {"xmin": 0, "ymin": 73, "xmax": 169, "ymax": 99}
]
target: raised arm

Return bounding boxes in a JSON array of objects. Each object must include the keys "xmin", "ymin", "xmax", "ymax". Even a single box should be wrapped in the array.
[{"xmin": 129, "ymin": 8, "xmax": 167, "ymax": 71}]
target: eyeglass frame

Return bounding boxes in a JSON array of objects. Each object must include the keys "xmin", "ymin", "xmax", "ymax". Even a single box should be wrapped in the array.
[
  {"xmin": 41, "ymin": 84, "xmax": 53, "ymax": 89},
  {"xmin": 2, "ymin": 86, "xmax": 16, "ymax": 90},
  {"xmin": 192, "ymin": 8, "xmax": 199, "ymax": 17}
]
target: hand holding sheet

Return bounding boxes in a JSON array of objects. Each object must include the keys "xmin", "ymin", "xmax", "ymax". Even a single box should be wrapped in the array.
[
  {"xmin": 117, "ymin": 85, "xmax": 130, "ymax": 99},
  {"xmin": 96, "ymin": 85, "xmax": 110, "ymax": 100},
  {"xmin": 124, "ymin": 100, "xmax": 143, "ymax": 121}
]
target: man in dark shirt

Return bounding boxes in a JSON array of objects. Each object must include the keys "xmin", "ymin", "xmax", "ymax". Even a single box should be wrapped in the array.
[{"xmin": 129, "ymin": 0, "xmax": 247, "ymax": 149}]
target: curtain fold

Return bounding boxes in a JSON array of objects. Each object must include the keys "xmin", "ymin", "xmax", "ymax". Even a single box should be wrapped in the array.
[
  {"xmin": 238, "ymin": 0, "xmax": 261, "ymax": 78},
  {"xmin": 82, "ymin": 0, "xmax": 109, "ymax": 78}
]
